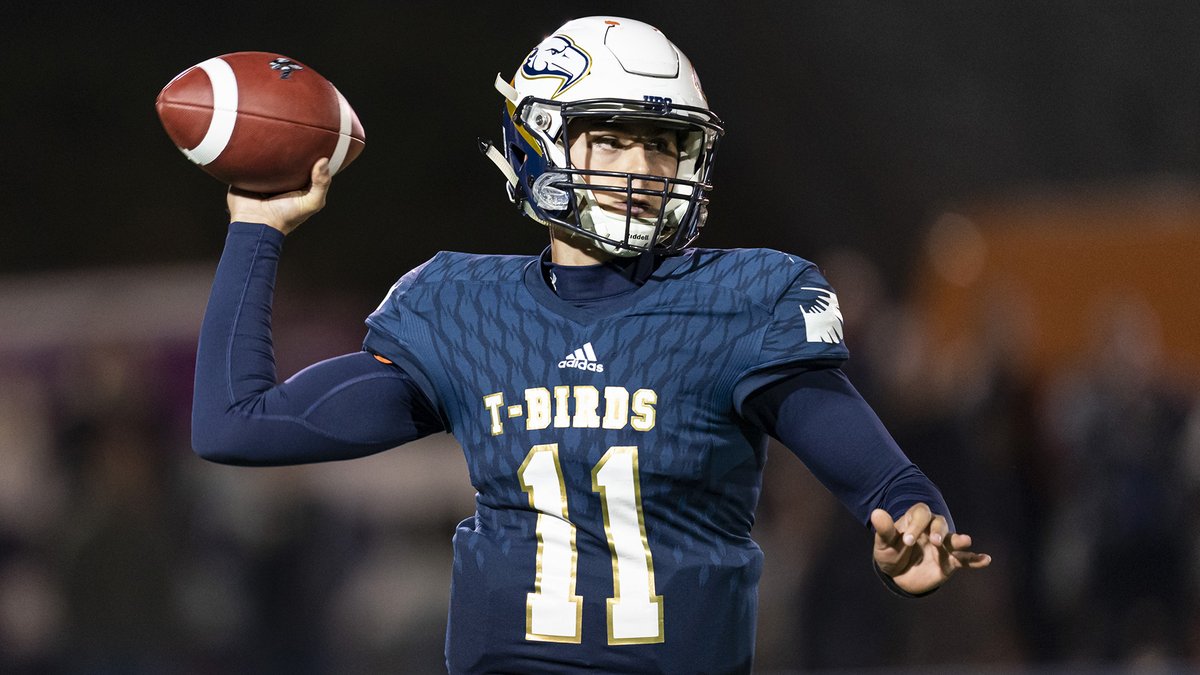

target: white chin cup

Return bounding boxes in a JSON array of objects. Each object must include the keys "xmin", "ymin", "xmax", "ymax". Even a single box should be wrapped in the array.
[{"xmin": 577, "ymin": 192, "xmax": 662, "ymax": 257}]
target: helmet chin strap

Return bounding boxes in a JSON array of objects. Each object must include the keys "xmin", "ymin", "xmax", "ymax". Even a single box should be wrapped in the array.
[
  {"xmin": 481, "ymin": 140, "xmax": 519, "ymax": 188},
  {"xmin": 577, "ymin": 190, "xmax": 672, "ymax": 257}
]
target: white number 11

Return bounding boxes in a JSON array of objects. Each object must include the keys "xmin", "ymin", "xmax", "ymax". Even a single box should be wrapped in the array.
[{"xmin": 518, "ymin": 444, "xmax": 665, "ymax": 645}]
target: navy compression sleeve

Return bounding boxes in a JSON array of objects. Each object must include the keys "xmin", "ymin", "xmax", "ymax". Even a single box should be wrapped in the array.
[
  {"xmin": 191, "ymin": 222, "xmax": 444, "ymax": 466},
  {"xmin": 741, "ymin": 367, "xmax": 954, "ymax": 531}
]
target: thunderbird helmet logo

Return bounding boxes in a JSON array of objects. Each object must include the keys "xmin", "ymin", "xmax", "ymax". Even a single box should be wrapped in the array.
[{"xmin": 522, "ymin": 35, "xmax": 591, "ymax": 97}]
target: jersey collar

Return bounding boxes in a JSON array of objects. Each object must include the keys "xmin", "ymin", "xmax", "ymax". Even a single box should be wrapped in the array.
[{"xmin": 523, "ymin": 247, "xmax": 694, "ymax": 324}]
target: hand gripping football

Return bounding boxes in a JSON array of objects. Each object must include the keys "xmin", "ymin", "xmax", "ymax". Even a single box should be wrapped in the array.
[{"xmin": 156, "ymin": 52, "xmax": 365, "ymax": 193}]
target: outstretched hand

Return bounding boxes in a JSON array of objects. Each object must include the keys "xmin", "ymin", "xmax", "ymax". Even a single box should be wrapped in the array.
[
  {"xmin": 871, "ymin": 503, "xmax": 991, "ymax": 596},
  {"xmin": 227, "ymin": 158, "xmax": 332, "ymax": 236}
]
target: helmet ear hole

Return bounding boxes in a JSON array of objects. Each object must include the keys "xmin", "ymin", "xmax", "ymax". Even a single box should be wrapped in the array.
[
  {"xmin": 508, "ymin": 145, "xmax": 527, "ymax": 167},
  {"xmin": 507, "ymin": 145, "xmax": 529, "ymax": 191}
]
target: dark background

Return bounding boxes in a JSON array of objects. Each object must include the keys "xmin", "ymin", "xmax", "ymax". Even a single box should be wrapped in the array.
[
  {"xmin": 5, "ymin": 1, "xmax": 1198, "ymax": 291},
  {"xmin": 2, "ymin": 2, "xmax": 1199, "ymax": 673}
]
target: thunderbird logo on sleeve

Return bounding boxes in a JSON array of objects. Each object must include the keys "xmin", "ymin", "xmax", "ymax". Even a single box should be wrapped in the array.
[
  {"xmin": 799, "ymin": 288, "xmax": 844, "ymax": 344},
  {"xmin": 522, "ymin": 35, "xmax": 591, "ymax": 97}
]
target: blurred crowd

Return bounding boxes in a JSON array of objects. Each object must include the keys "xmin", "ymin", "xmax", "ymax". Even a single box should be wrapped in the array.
[
  {"xmin": 755, "ymin": 246, "xmax": 1199, "ymax": 672},
  {"xmin": 0, "ymin": 242, "xmax": 1197, "ymax": 674}
]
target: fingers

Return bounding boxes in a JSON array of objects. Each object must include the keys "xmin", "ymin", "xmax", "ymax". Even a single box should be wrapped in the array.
[
  {"xmin": 929, "ymin": 515, "xmax": 950, "ymax": 547},
  {"xmin": 873, "ymin": 504, "xmax": 997, "ymax": 581},
  {"xmin": 941, "ymin": 530, "xmax": 992, "ymax": 570},
  {"xmin": 952, "ymin": 550, "xmax": 993, "ymax": 569},
  {"xmin": 899, "ymin": 502, "xmax": 932, "ymax": 546},
  {"xmin": 946, "ymin": 532, "xmax": 973, "ymax": 551}
]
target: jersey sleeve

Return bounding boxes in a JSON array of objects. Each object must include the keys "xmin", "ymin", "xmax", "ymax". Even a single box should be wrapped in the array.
[
  {"xmin": 733, "ymin": 261, "xmax": 850, "ymax": 411},
  {"xmin": 191, "ymin": 222, "xmax": 444, "ymax": 466},
  {"xmin": 740, "ymin": 368, "xmax": 953, "ymax": 529},
  {"xmin": 362, "ymin": 258, "xmax": 447, "ymax": 423}
]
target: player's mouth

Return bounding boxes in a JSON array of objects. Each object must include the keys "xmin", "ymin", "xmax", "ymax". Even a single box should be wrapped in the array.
[
  {"xmin": 627, "ymin": 198, "xmax": 657, "ymax": 217},
  {"xmin": 597, "ymin": 195, "xmax": 660, "ymax": 218}
]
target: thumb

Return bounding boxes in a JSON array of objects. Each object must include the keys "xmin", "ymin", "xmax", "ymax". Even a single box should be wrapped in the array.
[
  {"xmin": 870, "ymin": 508, "xmax": 900, "ymax": 547},
  {"xmin": 309, "ymin": 157, "xmax": 332, "ymax": 193},
  {"xmin": 294, "ymin": 158, "xmax": 332, "ymax": 219}
]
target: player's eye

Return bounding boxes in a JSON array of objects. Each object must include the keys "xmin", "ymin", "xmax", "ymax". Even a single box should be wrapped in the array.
[
  {"xmin": 644, "ymin": 138, "xmax": 677, "ymax": 155},
  {"xmin": 591, "ymin": 135, "xmax": 624, "ymax": 151}
]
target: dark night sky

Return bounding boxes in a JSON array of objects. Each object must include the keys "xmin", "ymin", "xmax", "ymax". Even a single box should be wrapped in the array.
[{"xmin": 3, "ymin": 1, "xmax": 1198, "ymax": 301}]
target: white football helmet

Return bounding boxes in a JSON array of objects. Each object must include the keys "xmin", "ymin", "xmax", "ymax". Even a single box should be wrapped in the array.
[{"xmin": 482, "ymin": 16, "xmax": 724, "ymax": 256}]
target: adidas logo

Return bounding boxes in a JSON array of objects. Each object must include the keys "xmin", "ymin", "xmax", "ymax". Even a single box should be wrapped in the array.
[{"xmin": 558, "ymin": 342, "xmax": 605, "ymax": 372}]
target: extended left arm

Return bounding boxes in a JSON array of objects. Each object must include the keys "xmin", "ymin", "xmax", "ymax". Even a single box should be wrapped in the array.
[{"xmin": 741, "ymin": 367, "xmax": 990, "ymax": 595}]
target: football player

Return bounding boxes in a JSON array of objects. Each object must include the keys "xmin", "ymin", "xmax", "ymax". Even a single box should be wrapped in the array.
[{"xmin": 192, "ymin": 16, "xmax": 991, "ymax": 674}]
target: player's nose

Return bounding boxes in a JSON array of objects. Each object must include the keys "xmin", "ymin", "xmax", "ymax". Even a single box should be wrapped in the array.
[{"xmin": 619, "ymin": 144, "xmax": 653, "ymax": 174}]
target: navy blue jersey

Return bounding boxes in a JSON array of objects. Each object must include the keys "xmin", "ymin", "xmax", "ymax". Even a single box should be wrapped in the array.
[{"xmin": 364, "ymin": 248, "xmax": 847, "ymax": 674}]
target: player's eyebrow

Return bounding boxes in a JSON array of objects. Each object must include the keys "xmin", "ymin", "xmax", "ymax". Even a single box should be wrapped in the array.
[{"xmin": 585, "ymin": 128, "xmax": 677, "ymax": 144}]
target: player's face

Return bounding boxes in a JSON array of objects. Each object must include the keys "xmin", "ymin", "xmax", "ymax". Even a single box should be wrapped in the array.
[{"xmin": 567, "ymin": 121, "xmax": 680, "ymax": 218}]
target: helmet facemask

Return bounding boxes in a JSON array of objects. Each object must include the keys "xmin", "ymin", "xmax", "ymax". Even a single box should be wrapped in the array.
[{"xmin": 509, "ymin": 97, "xmax": 721, "ymax": 256}]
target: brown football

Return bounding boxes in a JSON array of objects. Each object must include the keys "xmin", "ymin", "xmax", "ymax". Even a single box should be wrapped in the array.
[{"xmin": 155, "ymin": 51, "xmax": 365, "ymax": 193}]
